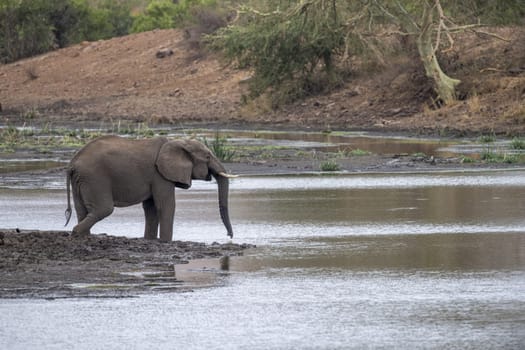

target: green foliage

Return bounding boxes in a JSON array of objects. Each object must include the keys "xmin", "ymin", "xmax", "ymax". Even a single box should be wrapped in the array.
[
  {"xmin": 131, "ymin": 0, "xmax": 218, "ymax": 32},
  {"xmin": 510, "ymin": 138, "xmax": 525, "ymax": 150},
  {"xmin": 202, "ymin": 133, "xmax": 236, "ymax": 162},
  {"xmin": 320, "ymin": 159, "xmax": 341, "ymax": 172},
  {"xmin": 0, "ymin": 120, "xmax": 175, "ymax": 154},
  {"xmin": 480, "ymin": 150, "xmax": 521, "ymax": 164},
  {"xmin": 208, "ymin": 0, "xmax": 349, "ymax": 107},
  {"xmin": 0, "ymin": 0, "xmax": 133, "ymax": 63},
  {"xmin": 478, "ymin": 134, "xmax": 496, "ymax": 143},
  {"xmin": 460, "ymin": 155, "xmax": 476, "ymax": 163},
  {"xmin": 70, "ymin": 0, "xmax": 134, "ymax": 42},
  {"xmin": 108, "ymin": 121, "xmax": 155, "ymax": 137},
  {"xmin": 461, "ymin": 0, "xmax": 525, "ymax": 25},
  {"xmin": 0, "ymin": 0, "xmax": 55, "ymax": 63},
  {"xmin": 349, "ymin": 149, "xmax": 372, "ymax": 156}
]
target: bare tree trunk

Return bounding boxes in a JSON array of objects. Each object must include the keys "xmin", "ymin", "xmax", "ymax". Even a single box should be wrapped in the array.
[{"xmin": 416, "ymin": 4, "xmax": 460, "ymax": 105}]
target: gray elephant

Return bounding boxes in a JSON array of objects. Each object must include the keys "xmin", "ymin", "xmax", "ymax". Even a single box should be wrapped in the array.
[{"xmin": 64, "ymin": 135, "xmax": 235, "ymax": 242}]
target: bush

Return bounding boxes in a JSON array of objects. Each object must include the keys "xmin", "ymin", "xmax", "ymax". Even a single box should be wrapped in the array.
[
  {"xmin": 208, "ymin": 1, "xmax": 348, "ymax": 107},
  {"xmin": 0, "ymin": 0, "xmax": 56, "ymax": 63},
  {"xmin": 0, "ymin": 0, "xmax": 133, "ymax": 63},
  {"xmin": 131, "ymin": 0, "xmax": 218, "ymax": 33}
]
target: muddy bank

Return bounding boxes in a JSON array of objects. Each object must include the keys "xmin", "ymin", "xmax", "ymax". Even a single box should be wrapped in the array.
[
  {"xmin": 0, "ymin": 229, "xmax": 253, "ymax": 298},
  {"xmin": 226, "ymin": 153, "xmax": 525, "ymax": 175}
]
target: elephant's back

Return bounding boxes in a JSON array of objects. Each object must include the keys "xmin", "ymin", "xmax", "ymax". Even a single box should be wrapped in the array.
[
  {"xmin": 71, "ymin": 136, "xmax": 166, "ymax": 162},
  {"xmin": 70, "ymin": 135, "xmax": 167, "ymax": 174}
]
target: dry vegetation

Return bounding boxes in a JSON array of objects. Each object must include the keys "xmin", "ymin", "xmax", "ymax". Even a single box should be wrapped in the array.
[{"xmin": 0, "ymin": 27, "xmax": 524, "ymax": 136}]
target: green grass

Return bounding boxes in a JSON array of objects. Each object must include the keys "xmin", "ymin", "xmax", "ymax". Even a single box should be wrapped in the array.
[
  {"xmin": 460, "ymin": 155, "xmax": 476, "ymax": 163},
  {"xmin": 349, "ymin": 148, "xmax": 371, "ymax": 156},
  {"xmin": 480, "ymin": 150, "xmax": 522, "ymax": 164},
  {"xmin": 108, "ymin": 121, "xmax": 155, "ymax": 137},
  {"xmin": 478, "ymin": 133, "xmax": 496, "ymax": 143},
  {"xmin": 320, "ymin": 160, "xmax": 341, "ymax": 171},
  {"xmin": 202, "ymin": 132, "xmax": 236, "ymax": 162},
  {"xmin": 0, "ymin": 124, "xmax": 104, "ymax": 153},
  {"xmin": 510, "ymin": 137, "xmax": 525, "ymax": 150}
]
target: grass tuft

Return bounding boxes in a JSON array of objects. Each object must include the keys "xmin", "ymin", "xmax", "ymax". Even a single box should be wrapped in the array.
[
  {"xmin": 202, "ymin": 132, "xmax": 236, "ymax": 162},
  {"xmin": 320, "ymin": 160, "xmax": 340, "ymax": 171},
  {"xmin": 510, "ymin": 137, "xmax": 525, "ymax": 150}
]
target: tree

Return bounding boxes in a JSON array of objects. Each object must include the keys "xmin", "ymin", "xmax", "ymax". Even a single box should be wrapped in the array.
[
  {"xmin": 0, "ymin": 0, "xmax": 134, "ymax": 63},
  {"xmin": 131, "ymin": 0, "xmax": 218, "ymax": 33},
  {"xmin": 0, "ymin": 0, "xmax": 55, "ymax": 63},
  {"xmin": 209, "ymin": 0, "xmax": 348, "ymax": 106},
  {"xmin": 369, "ymin": 0, "xmax": 524, "ymax": 105},
  {"xmin": 371, "ymin": 1, "xmax": 462, "ymax": 104}
]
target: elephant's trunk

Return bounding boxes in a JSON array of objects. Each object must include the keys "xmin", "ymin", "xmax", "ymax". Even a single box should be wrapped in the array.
[{"xmin": 215, "ymin": 174, "xmax": 233, "ymax": 238}]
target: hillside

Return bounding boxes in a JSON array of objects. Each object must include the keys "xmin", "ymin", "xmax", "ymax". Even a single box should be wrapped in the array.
[{"xmin": 0, "ymin": 28, "xmax": 524, "ymax": 135}]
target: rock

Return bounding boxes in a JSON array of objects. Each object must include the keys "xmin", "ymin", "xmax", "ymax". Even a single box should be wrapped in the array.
[{"xmin": 156, "ymin": 48, "xmax": 173, "ymax": 59}]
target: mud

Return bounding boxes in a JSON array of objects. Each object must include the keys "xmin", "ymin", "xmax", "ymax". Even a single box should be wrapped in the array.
[{"xmin": 0, "ymin": 229, "xmax": 253, "ymax": 298}]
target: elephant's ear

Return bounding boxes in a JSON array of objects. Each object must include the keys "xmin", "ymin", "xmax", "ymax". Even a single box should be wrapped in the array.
[{"xmin": 156, "ymin": 141, "xmax": 192, "ymax": 189}]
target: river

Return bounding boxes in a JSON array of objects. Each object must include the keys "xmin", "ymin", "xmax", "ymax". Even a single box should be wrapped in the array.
[{"xmin": 1, "ymin": 170, "xmax": 525, "ymax": 348}]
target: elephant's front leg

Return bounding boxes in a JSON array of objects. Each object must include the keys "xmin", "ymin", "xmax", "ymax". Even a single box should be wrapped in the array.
[
  {"xmin": 157, "ymin": 195, "xmax": 175, "ymax": 242},
  {"xmin": 142, "ymin": 198, "xmax": 159, "ymax": 240}
]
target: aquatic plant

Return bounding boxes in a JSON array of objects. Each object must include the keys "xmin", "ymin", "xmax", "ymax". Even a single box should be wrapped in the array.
[
  {"xmin": 349, "ymin": 149, "xmax": 372, "ymax": 156},
  {"xmin": 320, "ymin": 160, "xmax": 341, "ymax": 171},
  {"xmin": 481, "ymin": 150, "xmax": 521, "ymax": 164},
  {"xmin": 460, "ymin": 156, "xmax": 475, "ymax": 163},
  {"xmin": 510, "ymin": 137, "xmax": 525, "ymax": 150},
  {"xmin": 202, "ymin": 132, "xmax": 236, "ymax": 162},
  {"xmin": 478, "ymin": 133, "xmax": 496, "ymax": 143}
]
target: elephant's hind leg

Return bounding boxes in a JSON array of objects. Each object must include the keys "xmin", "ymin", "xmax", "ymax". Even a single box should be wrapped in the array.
[
  {"xmin": 73, "ymin": 189, "xmax": 88, "ymax": 224},
  {"xmin": 143, "ymin": 198, "xmax": 159, "ymax": 240},
  {"xmin": 73, "ymin": 208, "xmax": 114, "ymax": 236},
  {"xmin": 72, "ymin": 188, "xmax": 114, "ymax": 236}
]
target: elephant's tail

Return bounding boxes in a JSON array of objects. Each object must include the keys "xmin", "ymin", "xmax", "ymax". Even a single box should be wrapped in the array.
[{"xmin": 65, "ymin": 167, "xmax": 72, "ymax": 226}]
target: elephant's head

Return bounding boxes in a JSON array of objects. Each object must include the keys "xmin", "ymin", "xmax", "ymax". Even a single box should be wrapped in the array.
[{"xmin": 156, "ymin": 139, "xmax": 235, "ymax": 238}]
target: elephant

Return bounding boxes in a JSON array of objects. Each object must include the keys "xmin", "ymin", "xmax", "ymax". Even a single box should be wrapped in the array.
[{"xmin": 64, "ymin": 135, "xmax": 236, "ymax": 242}]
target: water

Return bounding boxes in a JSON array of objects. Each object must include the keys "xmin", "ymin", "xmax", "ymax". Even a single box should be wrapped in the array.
[
  {"xmin": 0, "ymin": 158, "xmax": 65, "ymax": 174},
  {"xmin": 200, "ymin": 130, "xmax": 459, "ymax": 157},
  {"xmin": 1, "ymin": 171, "xmax": 525, "ymax": 348}
]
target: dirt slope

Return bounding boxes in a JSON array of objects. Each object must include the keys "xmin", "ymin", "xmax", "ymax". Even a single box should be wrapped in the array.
[
  {"xmin": 0, "ymin": 27, "xmax": 524, "ymax": 135},
  {"xmin": 0, "ymin": 29, "xmax": 246, "ymax": 124}
]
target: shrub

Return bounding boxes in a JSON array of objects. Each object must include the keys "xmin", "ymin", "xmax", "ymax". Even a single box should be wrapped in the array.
[
  {"xmin": 131, "ymin": 0, "xmax": 218, "ymax": 33},
  {"xmin": 0, "ymin": 0, "xmax": 134, "ymax": 63},
  {"xmin": 207, "ymin": 1, "xmax": 349, "ymax": 107}
]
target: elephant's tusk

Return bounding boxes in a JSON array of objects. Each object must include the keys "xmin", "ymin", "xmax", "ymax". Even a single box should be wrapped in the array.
[{"xmin": 218, "ymin": 172, "xmax": 239, "ymax": 178}]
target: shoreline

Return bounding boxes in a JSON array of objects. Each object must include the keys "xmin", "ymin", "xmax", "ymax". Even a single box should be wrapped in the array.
[{"xmin": 0, "ymin": 229, "xmax": 253, "ymax": 299}]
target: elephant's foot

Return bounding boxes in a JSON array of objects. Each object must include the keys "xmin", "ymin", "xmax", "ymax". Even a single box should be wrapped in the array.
[
  {"xmin": 144, "ymin": 231, "xmax": 158, "ymax": 240},
  {"xmin": 71, "ymin": 227, "xmax": 90, "ymax": 238}
]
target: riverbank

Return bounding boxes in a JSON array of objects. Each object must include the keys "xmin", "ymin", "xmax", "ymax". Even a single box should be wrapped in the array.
[
  {"xmin": 1, "ymin": 28, "xmax": 524, "ymax": 136},
  {"xmin": 0, "ymin": 229, "xmax": 252, "ymax": 298}
]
